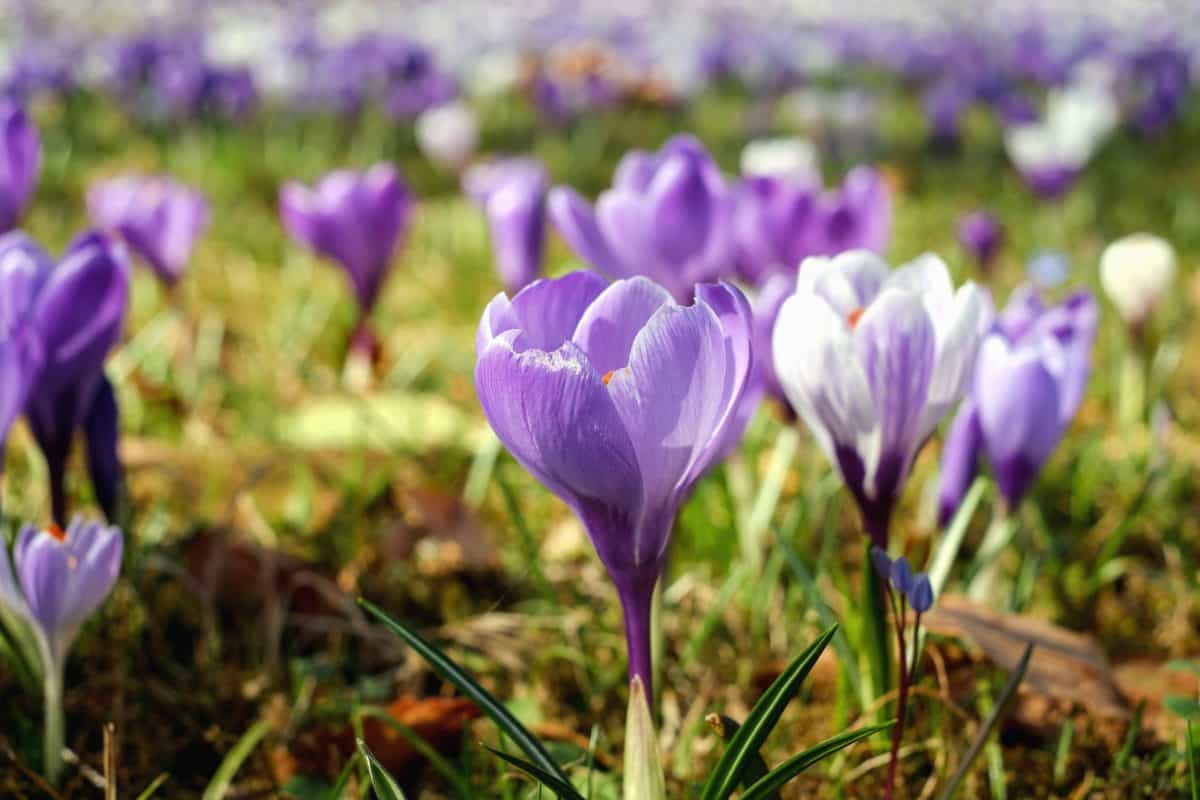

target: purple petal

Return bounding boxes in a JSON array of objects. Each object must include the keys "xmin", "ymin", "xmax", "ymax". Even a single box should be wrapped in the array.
[
  {"xmin": 572, "ymin": 277, "xmax": 673, "ymax": 375},
  {"xmin": 938, "ymin": 400, "xmax": 982, "ymax": 527},
  {"xmin": 646, "ymin": 154, "xmax": 712, "ymax": 265},
  {"xmin": 547, "ymin": 187, "xmax": 625, "ymax": 277},
  {"xmin": 475, "ymin": 334, "xmax": 643, "ymax": 571}
]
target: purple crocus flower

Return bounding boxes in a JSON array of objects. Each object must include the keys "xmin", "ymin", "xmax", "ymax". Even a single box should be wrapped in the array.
[
  {"xmin": 0, "ymin": 231, "xmax": 130, "ymax": 524},
  {"xmin": 0, "ymin": 517, "xmax": 122, "ymax": 783},
  {"xmin": 548, "ymin": 135, "xmax": 736, "ymax": 303},
  {"xmin": 923, "ymin": 80, "xmax": 970, "ymax": 150},
  {"xmin": 749, "ymin": 273, "xmax": 797, "ymax": 418},
  {"xmin": 279, "ymin": 164, "xmax": 413, "ymax": 356},
  {"xmin": 87, "ymin": 174, "xmax": 210, "ymax": 286},
  {"xmin": 957, "ymin": 211, "xmax": 1003, "ymax": 270},
  {"xmin": 810, "ymin": 166, "xmax": 892, "ymax": 257},
  {"xmin": 475, "ymin": 271, "xmax": 753, "ymax": 694},
  {"xmin": 773, "ymin": 251, "xmax": 987, "ymax": 545},
  {"xmin": 733, "ymin": 166, "xmax": 892, "ymax": 285},
  {"xmin": 938, "ymin": 285, "xmax": 1098, "ymax": 522},
  {"xmin": 462, "ymin": 158, "xmax": 549, "ymax": 293},
  {"xmin": 732, "ymin": 175, "xmax": 817, "ymax": 285},
  {"xmin": 0, "ymin": 102, "xmax": 39, "ymax": 233}
]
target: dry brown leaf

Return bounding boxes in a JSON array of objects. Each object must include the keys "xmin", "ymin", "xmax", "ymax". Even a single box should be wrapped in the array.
[{"xmin": 923, "ymin": 594, "xmax": 1128, "ymax": 719}]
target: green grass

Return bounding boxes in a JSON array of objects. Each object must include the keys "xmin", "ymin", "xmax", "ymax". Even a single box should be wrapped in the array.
[{"xmin": 0, "ymin": 84, "xmax": 1198, "ymax": 797}]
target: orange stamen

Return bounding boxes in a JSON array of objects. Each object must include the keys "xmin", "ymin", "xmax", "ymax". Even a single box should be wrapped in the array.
[
  {"xmin": 847, "ymin": 308, "xmax": 865, "ymax": 328},
  {"xmin": 602, "ymin": 370, "xmax": 616, "ymax": 386},
  {"xmin": 45, "ymin": 524, "xmax": 67, "ymax": 543}
]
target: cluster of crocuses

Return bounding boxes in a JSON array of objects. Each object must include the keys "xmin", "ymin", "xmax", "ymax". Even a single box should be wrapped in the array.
[{"xmin": 6, "ymin": 2, "xmax": 1192, "ymax": 146}]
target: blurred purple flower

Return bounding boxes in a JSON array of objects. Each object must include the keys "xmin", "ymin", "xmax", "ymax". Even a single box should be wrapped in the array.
[
  {"xmin": 463, "ymin": 158, "xmax": 549, "ymax": 293},
  {"xmin": 475, "ymin": 272, "xmax": 752, "ymax": 693},
  {"xmin": 548, "ymin": 135, "xmax": 736, "ymax": 303},
  {"xmin": 1, "ymin": 232, "xmax": 130, "ymax": 525},
  {"xmin": 0, "ymin": 102, "xmax": 40, "ymax": 233},
  {"xmin": 279, "ymin": 163, "xmax": 413, "ymax": 316},
  {"xmin": 88, "ymin": 174, "xmax": 209, "ymax": 286},
  {"xmin": 939, "ymin": 286, "xmax": 1098, "ymax": 521},
  {"xmin": 957, "ymin": 211, "xmax": 1003, "ymax": 269},
  {"xmin": 1027, "ymin": 250, "xmax": 1069, "ymax": 288},
  {"xmin": 923, "ymin": 80, "xmax": 971, "ymax": 150}
]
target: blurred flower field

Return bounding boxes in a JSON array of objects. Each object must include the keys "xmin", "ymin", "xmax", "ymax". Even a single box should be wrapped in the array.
[{"xmin": 2, "ymin": 2, "xmax": 1200, "ymax": 798}]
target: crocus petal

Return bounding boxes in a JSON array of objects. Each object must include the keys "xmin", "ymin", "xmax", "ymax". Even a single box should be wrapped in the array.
[
  {"xmin": 801, "ymin": 250, "xmax": 889, "ymax": 317},
  {"xmin": 504, "ymin": 270, "xmax": 609, "ymax": 352},
  {"xmin": 475, "ymin": 334, "xmax": 643, "ymax": 570},
  {"xmin": 938, "ymin": 400, "xmax": 982, "ymax": 527},
  {"xmin": 646, "ymin": 154, "xmax": 711, "ymax": 265},
  {"xmin": 773, "ymin": 291, "xmax": 876, "ymax": 475},
  {"xmin": 84, "ymin": 374, "xmax": 123, "ymax": 523},
  {"xmin": 853, "ymin": 289, "xmax": 936, "ymax": 499},
  {"xmin": 572, "ymin": 277, "xmax": 673, "ymax": 375},
  {"xmin": 975, "ymin": 336, "xmax": 1064, "ymax": 507},
  {"xmin": 547, "ymin": 187, "xmax": 625, "ymax": 277},
  {"xmin": 605, "ymin": 301, "xmax": 729, "ymax": 567}
]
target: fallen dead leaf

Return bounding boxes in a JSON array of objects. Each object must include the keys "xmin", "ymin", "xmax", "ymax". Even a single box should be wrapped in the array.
[{"xmin": 923, "ymin": 594, "xmax": 1129, "ymax": 720}]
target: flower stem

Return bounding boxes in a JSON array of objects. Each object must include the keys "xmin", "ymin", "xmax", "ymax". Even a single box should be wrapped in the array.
[
  {"xmin": 884, "ymin": 591, "xmax": 909, "ymax": 800},
  {"xmin": 43, "ymin": 658, "xmax": 65, "ymax": 785},
  {"xmin": 617, "ymin": 579, "xmax": 656, "ymax": 703}
]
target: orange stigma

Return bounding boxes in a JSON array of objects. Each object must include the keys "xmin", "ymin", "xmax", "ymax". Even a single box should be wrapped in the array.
[
  {"xmin": 45, "ymin": 524, "xmax": 67, "ymax": 543},
  {"xmin": 847, "ymin": 308, "xmax": 865, "ymax": 328},
  {"xmin": 602, "ymin": 370, "xmax": 615, "ymax": 386}
]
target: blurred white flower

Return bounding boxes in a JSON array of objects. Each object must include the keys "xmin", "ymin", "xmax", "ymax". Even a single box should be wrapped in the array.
[
  {"xmin": 1100, "ymin": 233, "xmax": 1176, "ymax": 326},
  {"xmin": 740, "ymin": 136, "xmax": 820, "ymax": 184},
  {"xmin": 416, "ymin": 101, "xmax": 479, "ymax": 173}
]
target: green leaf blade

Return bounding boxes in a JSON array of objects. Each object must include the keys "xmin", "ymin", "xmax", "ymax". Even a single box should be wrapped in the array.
[{"xmin": 739, "ymin": 721, "xmax": 895, "ymax": 800}]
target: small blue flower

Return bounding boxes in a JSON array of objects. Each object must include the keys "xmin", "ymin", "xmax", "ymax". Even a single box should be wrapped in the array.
[
  {"xmin": 908, "ymin": 573, "xmax": 934, "ymax": 613},
  {"xmin": 1027, "ymin": 249, "xmax": 1068, "ymax": 288},
  {"xmin": 870, "ymin": 545, "xmax": 893, "ymax": 581},
  {"xmin": 890, "ymin": 556, "xmax": 914, "ymax": 595}
]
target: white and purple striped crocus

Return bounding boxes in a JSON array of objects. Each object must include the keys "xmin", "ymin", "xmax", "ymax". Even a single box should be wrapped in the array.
[
  {"xmin": 548, "ymin": 135, "xmax": 736, "ymax": 303},
  {"xmin": 0, "ymin": 101, "xmax": 40, "ymax": 233},
  {"xmin": 0, "ymin": 517, "xmax": 122, "ymax": 784},
  {"xmin": 773, "ymin": 251, "xmax": 987, "ymax": 544},
  {"xmin": 462, "ymin": 158, "xmax": 548, "ymax": 293},
  {"xmin": 279, "ymin": 164, "xmax": 413, "ymax": 357},
  {"xmin": 938, "ymin": 285, "xmax": 1098, "ymax": 523},
  {"xmin": 86, "ymin": 174, "xmax": 209, "ymax": 286},
  {"xmin": 475, "ymin": 271, "xmax": 752, "ymax": 694},
  {"xmin": 0, "ymin": 231, "xmax": 130, "ymax": 525}
]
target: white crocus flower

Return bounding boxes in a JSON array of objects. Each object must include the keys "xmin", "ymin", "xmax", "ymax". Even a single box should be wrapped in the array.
[
  {"xmin": 740, "ymin": 136, "xmax": 820, "ymax": 185},
  {"xmin": 416, "ymin": 101, "xmax": 479, "ymax": 173},
  {"xmin": 772, "ymin": 250, "xmax": 986, "ymax": 543},
  {"xmin": 1100, "ymin": 233, "xmax": 1176, "ymax": 327}
]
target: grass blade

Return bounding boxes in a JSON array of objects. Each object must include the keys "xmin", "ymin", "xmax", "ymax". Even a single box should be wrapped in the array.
[
  {"xmin": 738, "ymin": 721, "xmax": 894, "ymax": 800},
  {"xmin": 359, "ymin": 598, "xmax": 570, "ymax": 786},
  {"xmin": 486, "ymin": 747, "xmax": 587, "ymax": 800},
  {"xmin": 705, "ymin": 715, "xmax": 770, "ymax": 792},
  {"xmin": 359, "ymin": 708, "xmax": 473, "ymax": 799},
  {"xmin": 134, "ymin": 773, "xmax": 170, "ymax": 800},
  {"xmin": 927, "ymin": 477, "xmax": 987, "ymax": 594},
  {"xmin": 937, "ymin": 642, "xmax": 1034, "ymax": 800},
  {"xmin": 700, "ymin": 625, "xmax": 837, "ymax": 800},
  {"xmin": 201, "ymin": 720, "xmax": 270, "ymax": 800},
  {"xmin": 358, "ymin": 739, "xmax": 408, "ymax": 800},
  {"xmin": 325, "ymin": 754, "xmax": 360, "ymax": 800}
]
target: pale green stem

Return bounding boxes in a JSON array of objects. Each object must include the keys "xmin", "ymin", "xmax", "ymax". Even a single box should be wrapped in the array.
[
  {"xmin": 43, "ymin": 654, "xmax": 65, "ymax": 785},
  {"xmin": 968, "ymin": 505, "xmax": 1017, "ymax": 603},
  {"xmin": 743, "ymin": 426, "xmax": 801, "ymax": 569},
  {"xmin": 1118, "ymin": 340, "xmax": 1147, "ymax": 430}
]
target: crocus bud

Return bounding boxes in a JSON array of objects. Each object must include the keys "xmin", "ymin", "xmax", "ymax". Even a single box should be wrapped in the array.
[
  {"xmin": 908, "ymin": 574, "xmax": 934, "ymax": 613},
  {"xmin": 623, "ymin": 676, "xmax": 666, "ymax": 800},
  {"xmin": 891, "ymin": 556, "xmax": 914, "ymax": 595},
  {"xmin": 279, "ymin": 163, "xmax": 414, "ymax": 316},
  {"xmin": 415, "ymin": 101, "xmax": 479, "ymax": 173},
  {"xmin": 87, "ymin": 174, "xmax": 209, "ymax": 286},
  {"xmin": 957, "ymin": 211, "xmax": 1003, "ymax": 269},
  {"xmin": 0, "ymin": 102, "xmax": 40, "ymax": 233},
  {"xmin": 1099, "ymin": 233, "xmax": 1176, "ymax": 328},
  {"xmin": 0, "ymin": 517, "xmax": 122, "ymax": 784},
  {"xmin": 462, "ymin": 158, "xmax": 548, "ymax": 293},
  {"xmin": 548, "ymin": 134, "xmax": 735, "ymax": 303}
]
